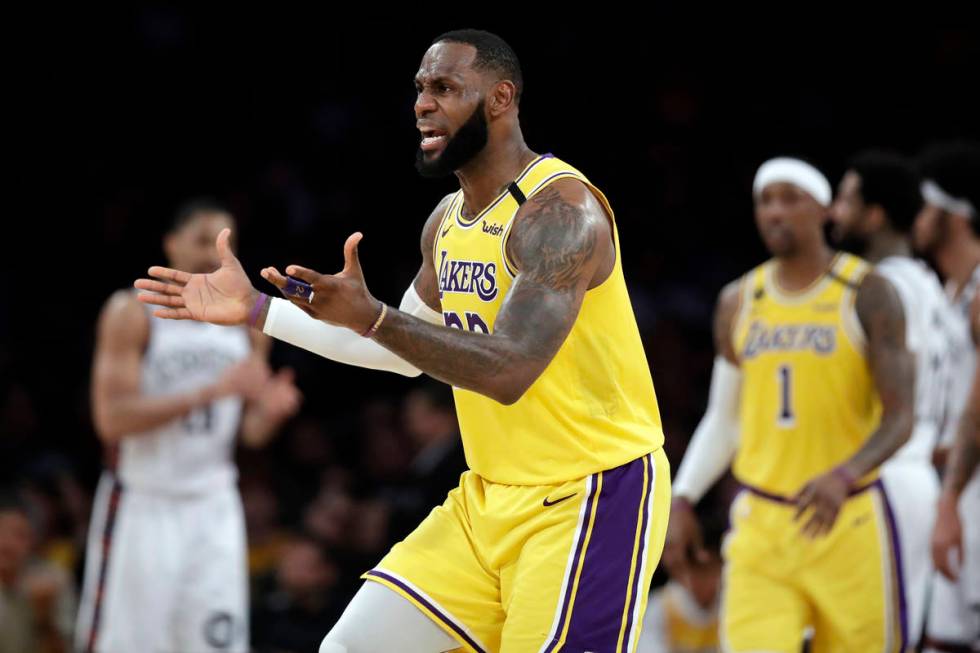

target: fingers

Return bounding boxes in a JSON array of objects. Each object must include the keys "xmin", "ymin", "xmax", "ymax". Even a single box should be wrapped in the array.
[
  {"xmin": 260, "ymin": 267, "xmax": 289, "ymax": 290},
  {"xmin": 137, "ymin": 292, "xmax": 186, "ymax": 308},
  {"xmin": 151, "ymin": 308, "xmax": 194, "ymax": 320},
  {"xmin": 933, "ymin": 536, "xmax": 962, "ymax": 581},
  {"xmin": 134, "ymin": 279, "xmax": 183, "ymax": 296},
  {"xmin": 148, "ymin": 266, "xmax": 191, "ymax": 285},
  {"xmin": 793, "ymin": 486, "xmax": 814, "ymax": 522},
  {"xmin": 284, "ymin": 265, "xmax": 320, "ymax": 284},
  {"xmin": 216, "ymin": 228, "xmax": 236, "ymax": 264},
  {"xmin": 274, "ymin": 367, "xmax": 296, "ymax": 384},
  {"xmin": 798, "ymin": 500, "xmax": 837, "ymax": 539},
  {"xmin": 342, "ymin": 232, "xmax": 364, "ymax": 275}
]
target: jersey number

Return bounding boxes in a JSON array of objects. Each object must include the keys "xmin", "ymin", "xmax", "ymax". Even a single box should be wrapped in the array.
[
  {"xmin": 443, "ymin": 310, "xmax": 489, "ymax": 334},
  {"xmin": 184, "ymin": 404, "xmax": 214, "ymax": 434},
  {"xmin": 777, "ymin": 365, "xmax": 795, "ymax": 427}
]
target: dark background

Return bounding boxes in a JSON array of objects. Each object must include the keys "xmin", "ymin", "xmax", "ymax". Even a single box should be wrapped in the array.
[{"xmin": 2, "ymin": 12, "xmax": 978, "ymax": 650}]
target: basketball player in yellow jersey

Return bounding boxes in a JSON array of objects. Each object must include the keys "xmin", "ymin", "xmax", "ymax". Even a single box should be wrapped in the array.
[
  {"xmin": 664, "ymin": 158, "xmax": 916, "ymax": 653},
  {"xmin": 135, "ymin": 29, "xmax": 669, "ymax": 652}
]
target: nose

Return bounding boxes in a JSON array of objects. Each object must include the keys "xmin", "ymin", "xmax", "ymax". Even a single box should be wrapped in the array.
[{"xmin": 415, "ymin": 90, "xmax": 436, "ymax": 118}]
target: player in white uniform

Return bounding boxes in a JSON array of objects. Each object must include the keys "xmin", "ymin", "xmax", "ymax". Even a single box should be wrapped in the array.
[
  {"xmin": 75, "ymin": 200, "xmax": 301, "ymax": 653},
  {"xmin": 915, "ymin": 143, "xmax": 980, "ymax": 653},
  {"xmin": 828, "ymin": 149, "xmax": 951, "ymax": 648}
]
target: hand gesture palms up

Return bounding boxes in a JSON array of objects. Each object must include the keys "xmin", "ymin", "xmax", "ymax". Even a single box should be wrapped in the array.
[{"xmin": 135, "ymin": 228, "xmax": 256, "ymax": 325}]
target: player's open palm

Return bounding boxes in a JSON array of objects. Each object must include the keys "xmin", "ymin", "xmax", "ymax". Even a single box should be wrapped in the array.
[{"xmin": 135, "ymin": 228, "xmax": 256, "ymax": 325}]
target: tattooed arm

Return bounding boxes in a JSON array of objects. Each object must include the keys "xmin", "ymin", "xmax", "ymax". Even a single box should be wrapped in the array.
[
  {"xmin": 794, "ymin": 272, "xmax": 914, "ymax": 537},
  {"xmin": 842, "ymin": 272, "xmax": 916, "ymax": 476},
  {"xmin": 372, "ymin": 179, "xmax": 613, "ymax": 404}
]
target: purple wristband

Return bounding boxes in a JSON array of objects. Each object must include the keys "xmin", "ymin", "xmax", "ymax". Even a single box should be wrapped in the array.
[{"xmin": 248, "ymin": 293, "xmax": 270, "ymax": 328}]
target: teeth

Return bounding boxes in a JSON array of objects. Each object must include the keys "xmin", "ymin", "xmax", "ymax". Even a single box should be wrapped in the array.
[{"xmin": 422, "ymin": 135, "xmax": 447, "ymax": 145}]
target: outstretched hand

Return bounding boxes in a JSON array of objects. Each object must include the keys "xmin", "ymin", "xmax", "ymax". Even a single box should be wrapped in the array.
[
  {"xmin": 135, "ymin": 228, "xmax": 258, "ymax": 326},
  {"xmin": 261, "ymin": 232, "xmax": 381, "ymax": 333}
]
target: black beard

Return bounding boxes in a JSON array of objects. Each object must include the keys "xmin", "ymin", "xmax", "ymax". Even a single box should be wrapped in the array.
[
  {"xmin": 828, "ymin": 227, "xmax": 868, "ymax": 257},
  {"xmin": 415, "ymin": 99, "xmax": 488, "ymax": 178}
]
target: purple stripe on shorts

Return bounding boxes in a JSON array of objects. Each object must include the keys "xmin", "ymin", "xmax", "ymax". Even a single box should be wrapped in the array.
[
  {"xmin": 561, "ymin": 454, "xmax": 654, "ymax": 652},
  {"xmin": 364, "ymin": 569, "xmax": 487, "ymax": 653},
  {"xmin": 85, "ymin": 476, "xmax": 123, "ymax": 653},
  {"xmin": 621, "ymin": 453, "xmax": 655, "ymax": 647},
  {"xmin": 875, "ymin": 480, "xmax": 909, "ymax": 652},
  {"xmin": 542, "ymin": 473, "xmax": 602, "ymax": 653}
]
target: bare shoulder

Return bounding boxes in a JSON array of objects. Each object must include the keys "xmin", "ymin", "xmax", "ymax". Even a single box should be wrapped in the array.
[
  {"xmin": 855, "ymin": 271, "xmax": 906, "ymax": 337},
  {"xmin": 507, "ymin": 177, "xmax": 612, "ymax": 288},
  {"xmin": 419, "ymin": 193, "xmax": 458, "ymax": 258},
  {"xmin": 714, "ymin": 278, "xmax": 743, "ymax": 363},
  {"xmin": 97, "ymin": 290, "xmax": 149, "ymax": 349}
]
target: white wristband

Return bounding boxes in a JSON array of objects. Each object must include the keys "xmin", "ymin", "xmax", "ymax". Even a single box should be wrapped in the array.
[
  {"xmin": 262, "ymin": 283, "xmax": 444, "ymax": 377},
  {"xmin": 672, "ymin": 357, "xmax": 742, "ymax": 503}
]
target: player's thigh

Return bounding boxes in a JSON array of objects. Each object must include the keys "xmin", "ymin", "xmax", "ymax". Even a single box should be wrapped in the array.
[
  {"xmin": 880, "ymin": 461, "xmax": 940, "ymax": 644},
  {"xmin": 175, "ymin": 487, "xmax": 250, "ymax": 652},
  {"xmin": 321, "ymin": 581, "xmax": 461, "ymax": 653},
  {"xmin": 363, "ymin": 473, "xmax": 503, "ymax": 652},
  {"xmin": 721, "ymin": 494, "xmax": 809, "ymax": 653},
  {"xmin": 503, "ymin": 450, "xmax": 670, "ymax": 653},
  {"xmin": 721, "ymin": 558, "xmax": 810, "ymax": 653},
  {"xmin": 805, "ymin": 486, "xmax": 902, "ymax": 653},
  {"xmin": 89, "ymin": 486, "xmax": 184, "ymax": 653}
]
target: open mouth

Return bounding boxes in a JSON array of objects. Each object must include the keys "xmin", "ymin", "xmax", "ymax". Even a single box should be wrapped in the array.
[{"xmin": 420, "ymin": 127, "xmax": 449, "ymax": 153}]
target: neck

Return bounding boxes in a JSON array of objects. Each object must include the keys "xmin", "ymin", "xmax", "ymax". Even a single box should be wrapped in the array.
[
  {"xmin": 455, "ymin": 132, "xmax": 536, "ymax": 217},
  {"xmin": 864, "ymin": 229, "xmax": 911, "ymax": 263},
  {"xmin": 774, "ymin": 241, "xmax": 836, "ymax": 291},
  {"xmin": 938, "ymin": 235, "xmax": 980, "ymax": 296}
]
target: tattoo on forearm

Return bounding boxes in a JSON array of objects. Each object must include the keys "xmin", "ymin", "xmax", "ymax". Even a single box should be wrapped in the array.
[
  {"xmin": 847, "ymin": 274, "xmax": 915, "ymax": 476},
  {"xmin": 374, "ymin": 182, "xmax": 604, "ymax": 399}
]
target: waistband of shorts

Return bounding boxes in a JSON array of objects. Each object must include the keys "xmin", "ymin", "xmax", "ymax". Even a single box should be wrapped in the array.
[{"xmin": 738, "ymin": 478, "xmax": 879, "ymax": 505}]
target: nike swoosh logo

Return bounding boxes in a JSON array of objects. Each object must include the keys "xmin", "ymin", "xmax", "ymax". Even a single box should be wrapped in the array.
[
  {"xmin": 442, "ymin": 224, "xmax": 453, "ymax": 237},
  {"xmin": 543, "ymin": 493, "xmax": 577, "ymax": 507}
]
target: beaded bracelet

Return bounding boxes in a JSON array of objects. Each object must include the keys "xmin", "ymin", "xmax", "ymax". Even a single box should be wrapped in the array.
[{"xmin": 361, "ymin": 303, "xmax": 388, "ymax": 338}]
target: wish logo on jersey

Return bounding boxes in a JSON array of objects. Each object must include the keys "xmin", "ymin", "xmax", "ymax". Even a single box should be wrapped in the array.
[
  {"xmin": 437, "ymin": 250, "xmax": 498, "ymax": 302},
  {"xmin": 742, "ymin": 320, "xmax": 837, "ymax": 359}
]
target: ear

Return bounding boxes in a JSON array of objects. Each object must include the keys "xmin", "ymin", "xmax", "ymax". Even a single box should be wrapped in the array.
[
  {"xmin": 488, "ymin": 79, "xmax": 518, "ymax": 117},
  {"xmin": 865, "ymin": 205, "xmax": 887, "ymax": 232}
]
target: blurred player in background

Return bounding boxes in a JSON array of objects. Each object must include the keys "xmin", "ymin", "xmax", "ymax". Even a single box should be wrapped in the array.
[
  {"xmin": 639, "ymin": 507, "xmax": 723, "ymax": 653},
  {"xmin": 916, "ymin": 142, "xmax": 980, "ymax": 653},
  {"xmin": 828, "ymin": 149, "xmax": 949, "ymax": 648},
  {"xmin": 75, "ymin": 200, "xmax": 301, "ymax": 653},
  {"xmin": 664, "ymin": 157, "xmax": 915, "ymax": 652},
  {"xmin": 136, "ymin": 30, "xmax": 670, "ymax": 653}
]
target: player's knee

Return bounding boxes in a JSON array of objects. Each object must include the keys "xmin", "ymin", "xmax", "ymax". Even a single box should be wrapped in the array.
[{"xmin": 319, "ymin": 637, "xmax": 348, "ymax": 653}]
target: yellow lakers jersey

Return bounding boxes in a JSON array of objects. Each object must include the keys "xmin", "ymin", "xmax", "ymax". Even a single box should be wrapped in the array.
[
  {"xmin": 432, "ymin": 154, "xmax": 664, "ymax": 485},
  {"xmin": 731, "ymin": 253, "xmax": 881, "ymax": 496}
]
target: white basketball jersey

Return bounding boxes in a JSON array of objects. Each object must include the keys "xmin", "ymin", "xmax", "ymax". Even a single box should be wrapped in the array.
[
  {"xmin": 877, "ymin": 256, "xmax": 954, "ymax": 462},
  {"xmin": 116, "ymin": 310, "xmax": 251, "ymax": 494},
  {"xmin": 940, "ymin": 264, "xmax": 980, "ymax": 448}
]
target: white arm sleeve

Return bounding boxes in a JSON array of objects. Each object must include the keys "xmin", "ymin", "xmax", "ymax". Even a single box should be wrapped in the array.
[
  {"xmin": 262, "ymin": 283, "xmax": 443, "ymax": 377},
  {"xmin": 671, "ymin": 356, "xmax": 742, "ymax": 503}
]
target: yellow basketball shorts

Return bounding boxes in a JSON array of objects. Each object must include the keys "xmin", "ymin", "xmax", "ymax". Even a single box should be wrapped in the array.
[
  {"xmin": 363, "ymin": 449, "xmax": 671, "ymax": 653},
  {"xmin": 721, "ymin": 481, "xmax": 908, "ymax": 653}
]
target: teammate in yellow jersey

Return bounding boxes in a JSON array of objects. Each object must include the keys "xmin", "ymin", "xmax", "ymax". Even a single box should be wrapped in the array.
[
  {"xmin": 136, "ymin": 29, "xmax": 669, "ymax": 653},
  {"xmin": 663, "ymin": 157, "xmax": 916, "ymax": 653}
]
